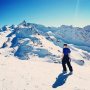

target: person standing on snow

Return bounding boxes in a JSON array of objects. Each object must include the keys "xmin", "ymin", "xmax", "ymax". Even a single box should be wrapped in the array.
[{"xmin": 62, "ymin": 44, "xmax": 73, "ymax": 73}]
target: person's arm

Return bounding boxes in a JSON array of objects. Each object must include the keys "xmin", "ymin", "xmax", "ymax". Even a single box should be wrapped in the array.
[
  {"xmin": 67, "ymin": 48, "xmax": 70, "ymax": 56},
  {"xmin": 68, "ymin": 48, "xmax": 71, "ymax": 61},
  {"xmin": 68, "ymin": 53, "xmax": 70, "ymax": 57}
]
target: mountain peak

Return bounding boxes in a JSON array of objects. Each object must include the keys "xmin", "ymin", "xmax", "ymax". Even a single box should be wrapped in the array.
[{"xmin": 19, "ymin": 20, "xmax": 27, "ymax": 27}]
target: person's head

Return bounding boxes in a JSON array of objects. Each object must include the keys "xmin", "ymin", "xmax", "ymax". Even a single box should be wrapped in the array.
[{"xmin": 63, "ymin": 44, "xmax": 68, "ymax": 48}]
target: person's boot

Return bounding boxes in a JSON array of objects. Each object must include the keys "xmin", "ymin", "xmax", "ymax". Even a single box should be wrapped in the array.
[
  {"xmin": 69, "ymin": 71, "xmax": 73, "ymax": 75},
  {"xmin": 62, "ymin": 70, "xmax": 67, "ymax": 74}
]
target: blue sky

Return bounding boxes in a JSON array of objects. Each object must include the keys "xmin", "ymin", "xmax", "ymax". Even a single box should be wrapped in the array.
[{"xmin": 0, "ymin": 0, "xmax": 90, "ymax": 27}]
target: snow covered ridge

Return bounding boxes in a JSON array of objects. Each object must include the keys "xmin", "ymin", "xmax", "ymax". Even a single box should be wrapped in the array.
[{"xmin": 0, "ymin": 21, "xmax": 90, "ymax": 61}]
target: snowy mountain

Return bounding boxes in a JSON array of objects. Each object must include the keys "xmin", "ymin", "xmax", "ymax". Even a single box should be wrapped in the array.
[
  {"xmin": 0, "ymin": 21, "xmax": 90, "ymax": 61},
  {"xmin": 0, "ymin": 21, "xmax": 90, "ymax": 90}
]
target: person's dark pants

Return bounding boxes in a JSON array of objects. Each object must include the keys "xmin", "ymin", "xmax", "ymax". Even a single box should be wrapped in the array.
[{"xmin": 62, "ymin": 55, "xmax": 73, "ymax": 72}]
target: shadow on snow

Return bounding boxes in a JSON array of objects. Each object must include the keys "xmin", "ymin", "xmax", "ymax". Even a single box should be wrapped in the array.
[{"xmin": 52, "ymin": 72, "xmax": 72, "ymax": 88}]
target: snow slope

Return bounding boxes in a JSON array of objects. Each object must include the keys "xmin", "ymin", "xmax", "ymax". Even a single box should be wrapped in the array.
[{"xmin": 0, "ymin": 54, "xmax": 90, "ymax": 90}]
